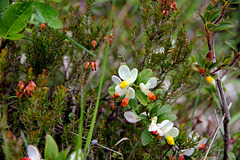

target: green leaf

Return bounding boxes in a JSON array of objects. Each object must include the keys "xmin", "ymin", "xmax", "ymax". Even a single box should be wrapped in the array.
[
  {"xmin": 209, "ymin": 10, "xmax": 221, "ymax": 22},
  {"xmin": 108, "ymin": 85, "xmax": 116, "ymax": 97},
  {"xmin": 212, "ymin": 22, "xmax": 235, "ymax": 32},
  {"xmin": 195, "ymin": 52, "xmax": 205, "ymax": 67},
  {"xmin": 2, "ymin": 33, "xmax": 24, "ymax": 40},
  {"xmin": 141, "ymin": 128, "xmax": 152, "ymax": 146},
  {"xmin": 225, "ymin": 29, "xmax": 236, "ymax": 36},
  {"xmin": 196, "ymin": 10, "xmax": 206, "ymax": 24},
  {"xmin": 207, "ymin": 73, "xmax": 218, "ymax": 80},
  {"xmin": 136, "ymin": 69, "xmax": 152, "ymax": 84},
  {"xmin": 35, "ymin": 2, "xmax": 63, "ymax": 29},
  {"xmin": 2, "ymin": 1, "xmax": 34, "ymax": 39},
  {"xmin": 206, "ymin": 2, "xmax": 214, "ymax": 11},
  {"xmin": 45, "ymin": 135, "xmax": 59, "ymax": 160},
  {"xmin": 135, "ymin": 89, "xmax": 148, "ymax": 106},
  {"xmin": 56, "ymin": 147, "xmax": 70, "ymax": 160},
  {"xmin": 157, "ymin": 104, "xmax": 171, "ymax": 116},
  {"xmin": 0, "ymin": 0, "xmax": 9, "ymax": 18},
  {"xmin": 150, "ymin": 106, "xmax": 159, "ymax": 118},
  {"xmin": 221, "ymin": 66, "xmax": 237, "ymax": 70},
  {"xmin": 206, "ymin": 23, "xmax": 215, "ymax": 29},
  {"xmin": 204, "ymin": 10, "xmax": 211, "ymax": 20},
  {"xmin": 128, "ymin": 98, "xmax": 138, "ymax": 110},
  {"xmin": 158, "ymin": 113, "xmax": 177, "ymax": 122},
  {"xmin": 223, "ymin": 52, "xmax": 234, "ymax": 64},
  {"xmin": 196, "ymin": 30, "xmax": 206, "ymax": 36},
  {"xmin": 225, "ymin": 40, "xmax": 238, "ymax": 53},
  {"xmin": 208, "ymin": 62, "xmax": 223, "ymax": 70},
  {"xmin": 228, "ymin": 152, "xmax": 236, "ymax": 160}
]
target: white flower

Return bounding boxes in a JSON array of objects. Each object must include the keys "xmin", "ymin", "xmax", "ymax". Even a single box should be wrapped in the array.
[
  {"xmin": 124, "ymin": 111, "xmax": 147, "ymax": 123},
  {"xmin": 148, "ymin": 118, "xmax": 179, "ymax": 145},
  {"xmin": 27, "ymin": 145, "xmax": 41, "ymax": 160},
  {"xmin": 157, "ymin": 120, "xmax": 179, "ymax": 145},
  {"xmin": 112, "ymin": 65, "xmax": 137, "ymax": 107},
  {"xmin": 69, "ymin": 149, "xmax": 82, "ymax": 160},
  {"xmin": 182, "ymin": 131, "xmax": 208, "ymax": 156},
  {"xmin": 112, "ymin": 65, "xmax": 138, "ymax": 90},
  {"xmin": 140, "ymin": 77, "xmax": 157, "ymax": 100}
]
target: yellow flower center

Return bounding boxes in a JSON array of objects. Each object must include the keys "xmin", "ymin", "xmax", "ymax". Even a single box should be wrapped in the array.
[
  {"xmin": 166, "ymin": 135, "xmax": 174, "ymax": 146},
  {"xmin": 120, "ymin": 81, "xmax": 128, "ymax": 89},
  {"xmin": 206, "ymin": 76, "xmax": 214, "ymax": 83}
]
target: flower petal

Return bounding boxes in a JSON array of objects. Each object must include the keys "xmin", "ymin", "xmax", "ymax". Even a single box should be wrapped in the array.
[
  {"xmin": 182, "ymin": 148, "xmax": 195, "ymax": 156},
  {"xmin": 126, "ymin": 87, "xmax": 135, "ymax": 99},
  {"xmin": 148, "ymin": 121, "xmax": 158, "ymax": 132},
  {"xmin": 130, "ymin": 68, "xmax": 138, "ymax": 83},
  {"xmin": 27, "ymin": 145, "xmax": 41, "ymax": 160},
  {"xmin": 124, "ymin": 111, "xmax": 141, "ymax": 123},
  {"xmin": 147, "ymin": 77, "xmax": 158, "ymax": 89},
  {"xmin": 115, "ymin": 85, "xmax": 127, "ymax": 96},
  {"xmin": 118, "ymin": 65, "xmax": 130, "ymax": 80},
  {"xmin": 158, "ymin": 120, "xmax": 173, "ymax": 134},
  {"xmin": 168, "ymin": 127, "xmax": 179, "ymax": 138},
  {"xmin": 112, "ymin": 75, "xmax": 122, "ymax": 85}
]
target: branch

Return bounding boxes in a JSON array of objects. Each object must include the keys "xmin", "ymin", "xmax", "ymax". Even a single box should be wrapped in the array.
[{"xmin": 203, "ymin": 103, "xmax": 232, "ymax": 160}]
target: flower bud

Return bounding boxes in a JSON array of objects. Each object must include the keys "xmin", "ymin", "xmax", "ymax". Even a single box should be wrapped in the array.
[
  {"xmin": 162, "ymin": 10, "xmax": 166, "ymax": 18},
  {"xmin": 92, "ymin": 40, "xmax": 97, "ymax": 49},
  {"xmin": 148, "ymin": 92, "xmax": 156, "ymax": 100},
  {"xmin": 91, "ymin": 61, "xmax": 95, "ymax": 71},
  {"xmin": 85, "ymin": 62, "xmax": 90, "ymax": 70},
  {"xmin": 166, "ymin": 135, "xmax": 175, "ymax": 145},
  {"xmin": 122, "ymin": 97, "xmax": 129, "ymax": 107},
  {"xmin": 113, "ymin": 92, "xmax": 120, "ymax": 98},
  {"xmin": 18, "ymin": 81, "xmax": 24, "ymax": 92},
  {"xmin": 39, "ymin": 23, "xmax": 47, "ymax": 32}
]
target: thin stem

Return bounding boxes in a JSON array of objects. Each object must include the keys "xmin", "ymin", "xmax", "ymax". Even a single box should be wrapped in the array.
[
  {"xmin": 204, "ymin": 103, "xmax": 232, "ymax": 160},
  {"xmin": 83, "ymin": 0, "xmax": 115, "ymax": 157},
  {"xmin": 188, "ymin": 76, "xmax": 202, "ymax": 128},
  {"xmin": 75, "ymin": 91, "xmax": 85, "ymax": 160}
]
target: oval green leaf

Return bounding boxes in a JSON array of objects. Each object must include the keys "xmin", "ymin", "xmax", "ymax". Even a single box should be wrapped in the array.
[
  {"xmin": 35, "ymin": 2, "xmax": 63, "ymax": 29},
  {"xmin": 141, "ymin": 128, "xmax": 152, "ymax": 146},
  {"xmin": 212, "ymin": 22, "xmax": 234, "ymax": 32},
  {"xmin": 45, "ymin": 134, "xmax": 59, "ymax": 160},
  {"xmin": 225, "ymin": 40, "xmax": 238, "ymax": 53},
  {"xmin": 2, "ymin": 1, "xmax": 34, "ymax": 38},
  {"xmin": 135, "ymin": 89, "xmax": 148, "ymax": 106}
]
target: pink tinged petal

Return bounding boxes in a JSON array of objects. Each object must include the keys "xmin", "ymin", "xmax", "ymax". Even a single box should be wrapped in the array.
[
  {"xmin": 126, "ymin": 87, "xmax": 135, "ymax": 99},
  {"xmin": 152, "ymin": 116, "xmax": 158, "ymax": 123},
  {"xmin": 27, "ymin": 145, "xmax": 41, "ymax": 160},
  {"xmin": 124, "ymin": 111, "xmax": 141, "ymax": 123},
  {"xmin": 130, "ymin": 68, "xmax": 138, "ymax": 82},
  {"xmin": 148, "ymin": 121, "xmax": 158, "ymax": 132},
  {"xmin": 182, "ymin": 148, "xmax": 195, "ymax": 156},
  {"xmin": 168, "ymin": 127, "xmax": 179, "ymax": 138},
  {"xmin": 118, "ymin": 65, "xmax": 130, "ymax": 80},
  {"xmin": 147, "ymin": 77, "xmax": 158, "ymax": 89},
  {"xmin": 158, "ymin": 120, "xmax": 173, "ymax": 134},
  {"xmin": 115, "ymin": 85, "xmax": 127, "ymax": 96},
  {"xmin": 112, "ymin": 75, "xmax": 122, "ymax": 85},
  {"xmin": 196, "ymin": 138, "xmax": 208, "ymax": 148}
]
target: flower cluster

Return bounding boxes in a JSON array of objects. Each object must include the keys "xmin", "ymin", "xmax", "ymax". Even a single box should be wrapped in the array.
[
  {"xmin": 85, "ymin": 61, "xmax": 98, "ymax": 71},
  {"xmin": 124, "ymin": 111, "xmax": 179, "ymax": 146},
  {"xmin": 16, "ymin": 81, "xmax": 37, "ymax": 99},
  {"xmin": 148, "ymin": 116, "xmax": 179, "ymax": 145},
  {"xmin": 111, "ymin": 65, "xmax": 157, "ymax": 107}
]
